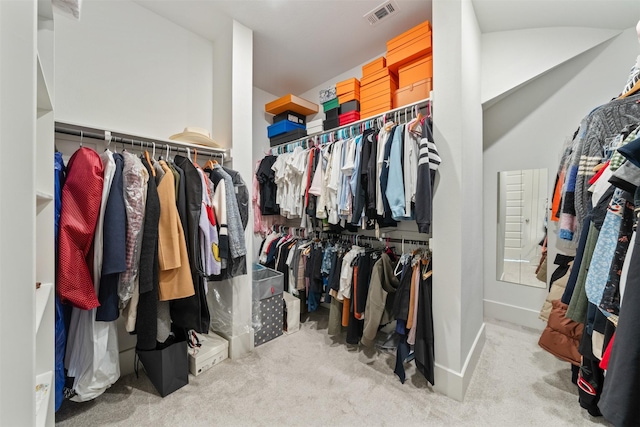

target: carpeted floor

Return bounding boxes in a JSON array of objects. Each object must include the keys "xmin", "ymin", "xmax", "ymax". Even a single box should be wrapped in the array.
[{"xmin": 55, "ymin": 312, "xmax": 611, "ymax": 426}]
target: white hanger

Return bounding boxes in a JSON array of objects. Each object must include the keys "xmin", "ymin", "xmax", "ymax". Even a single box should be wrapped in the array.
[{"xmin": 79, "ymin": 131, "xmax": 83, "ymax": 148}]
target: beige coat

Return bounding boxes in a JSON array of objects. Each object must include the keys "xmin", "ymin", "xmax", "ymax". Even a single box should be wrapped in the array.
[
  {"xmin": 539, "ymin": 261, "xmax": 573, "ymax": 322},
  {"xmin": 157, "ymin": 161, "xmax": 195, "ymax": 301},
  {"xmin": 361, "ymin": 253, "xmax": 400, "ymax": 347}
]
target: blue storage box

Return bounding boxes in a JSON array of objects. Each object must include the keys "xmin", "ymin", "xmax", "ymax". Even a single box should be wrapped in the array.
[{"xmin": 267, "ymin": 120, "xmax": 306, "ymax": 138}]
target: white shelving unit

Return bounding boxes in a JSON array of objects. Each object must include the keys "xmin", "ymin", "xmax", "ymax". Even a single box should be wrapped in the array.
[
  {"xmin": 35, "ymin": 0, "xmax": 56, "ymax": 425},
  {"xmin": 0, "ymin": 1, "xmax": 55, "ymax": 424}
]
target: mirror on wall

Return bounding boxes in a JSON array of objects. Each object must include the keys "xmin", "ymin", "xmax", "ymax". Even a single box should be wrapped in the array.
[{"xmin": 496, "ymin": 168, "xmax": 548, "ymax": 288}]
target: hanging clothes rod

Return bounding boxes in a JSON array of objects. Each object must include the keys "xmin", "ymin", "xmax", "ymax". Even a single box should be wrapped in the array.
[
  {"xmin": 324, "ymin": 232, "xmax": 429, "ymax": 247},
  {"xmin": 55, "ymin": 123, "xmax": 226, "ymax": 160},
  {"xmin": 268, "ymin": 97, "xmax": 431, "ymax": 155},
  {"xmin": 271, "ymin": 225, "xmax": 429, "ymax": 247}
]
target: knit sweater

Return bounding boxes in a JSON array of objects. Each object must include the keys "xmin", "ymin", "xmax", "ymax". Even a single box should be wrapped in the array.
[{"xmin": 561, "ymin": 93, "xmax": 640, "ymax": 240}]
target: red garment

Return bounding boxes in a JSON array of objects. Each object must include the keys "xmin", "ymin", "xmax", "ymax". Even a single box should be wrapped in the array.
[
  {"xmin": 599, "ymin": 333, "xmax": 615, "ymax": 371},
  {"xmin": 57, "ymin": 148, "xmax": 104, "ymax": 310}
]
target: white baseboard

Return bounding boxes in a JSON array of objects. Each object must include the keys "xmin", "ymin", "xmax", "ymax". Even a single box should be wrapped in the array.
[
  {"xmin": 484, "ymin": 299, "xmax": 545, "ymax": 330},
  {"xmin": 434, "ymin": 322, "xmax": 486, "ymax": 401}
]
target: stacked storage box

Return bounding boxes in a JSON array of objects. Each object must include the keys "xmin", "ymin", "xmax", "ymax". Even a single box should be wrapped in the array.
[
  {"xmin": 323, "ymin": 98, "xmax": 340, "ymax": 130},
  {"xmin": 360, "ymin": 56, "xmax": 398, "ymax": 119},
  {"xmin": 307, "ymin": 118, "xmax": 323, "ymax": 135},
  {"xmin": 265, "ymin": 94, "xmax": 319, "ymax": 146},
  {"xmin": 386, "ymin": 20, "xmax": 432, "ymax": 108},
  {"xmin": 321, "ymin": 87, "xmax": 340, "ymax": 131},
  {"xmin": 336, "ymin": 78, "xmax": 361, "ymax": 126}
]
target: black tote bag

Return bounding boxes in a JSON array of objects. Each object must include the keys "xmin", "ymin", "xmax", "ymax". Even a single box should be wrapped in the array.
[{"xmin": 136, "ymin": 340, "xmax": 189, "ymax": 397}]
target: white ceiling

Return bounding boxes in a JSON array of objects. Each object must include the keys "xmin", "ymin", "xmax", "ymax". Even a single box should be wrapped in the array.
[
  {"xmin": 473, "ymin": 0, "xmax": 640, "ymax": 33},
  {"xmin": 135, "ymin": 0, "xmax": 640, "ymax": 96},
  {"xmin": 136, "ymin": 0, "xmax": 431, "ymax": 96}
]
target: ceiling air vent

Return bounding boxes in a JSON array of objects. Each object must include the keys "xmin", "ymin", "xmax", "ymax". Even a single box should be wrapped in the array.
[{"xmin": 364, "ymin": 0, "xmax": 400, "ymax": 26}]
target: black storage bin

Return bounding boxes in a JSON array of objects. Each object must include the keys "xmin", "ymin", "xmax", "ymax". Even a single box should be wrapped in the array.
[
  {"xmin": 273, "ymin": 110, "xmax": 306, "ymax": 125},
  {"xmin": 325, "ymin": 107, "xmax": 339, "ymax": 120},
  {"xmin": 269, "ymin": 129, "xmax": 307, "ymax": 147},
  {"xmin": 323, "ymin": 118, "xmax": 340, "ymax": 131},
  {"xmin": 339, "ymin": 100, "xmax": 360, "ymax": 114}
]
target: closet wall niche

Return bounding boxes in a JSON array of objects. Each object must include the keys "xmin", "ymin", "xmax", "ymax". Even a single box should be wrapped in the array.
[{"xmin": 53, "ymin": 0, "xmax": 255, "ymax": 378}]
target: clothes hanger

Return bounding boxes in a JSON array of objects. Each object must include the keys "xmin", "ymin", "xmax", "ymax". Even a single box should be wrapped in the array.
[
  {"xmin": 79, "ymin": 131, "xmax": 83, "ymax": 148},
  {"xmin": 144, "ymin": 142, "xmax": 156, "ymax": 177}
]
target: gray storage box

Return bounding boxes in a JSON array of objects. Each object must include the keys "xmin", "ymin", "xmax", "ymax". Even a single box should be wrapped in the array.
[{"xmin": 252, "ymin": 266, "xmax": 284, "ymax": 346}]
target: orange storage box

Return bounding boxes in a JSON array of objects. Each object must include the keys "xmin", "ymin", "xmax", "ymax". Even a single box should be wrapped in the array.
[
  {"xmin": 336, "ymin": 78, "xmax": 360, "ymax": 95},
  {"xmin": 361, "ymin": 67, "xmax": 397, "ymax": 86},
  {"xmin": 361, "ymin": 105, "xmax": 392, "ymax": 119},
  {"xmin": 265, "ymin": 94, "xmax": 319, "ymax": 116},
  {"xmin": 361, "ymin": 92, "xmax": 393, "ymax": 110},
  {"xmin": 361, "ymin": 76, "xmax": 398, "ymax": 101},
  {"xmin": 393, "ymin": 78, "xmax": 432, "ymax": 108},
  {"xmin": 338, "ymin": 91, "xmax": 360, "ymax": 104},
  {"xmin": 362, "ymin": 57, "xmax": 386, "ymax": 77},
  {"xmin": 398, "ymin": 55, "xmax": 433, "ymax": 87},
  {"xmin": 387, "ymin": 20, "xmax": 432, "ymax": 71}
]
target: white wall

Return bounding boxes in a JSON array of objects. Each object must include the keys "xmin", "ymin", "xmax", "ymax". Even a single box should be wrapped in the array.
[
  {"xmin": 482, "ymin": 27, "xmax": 640, "ymax": 330},
  {"xmin": 459, "ymin": 0, "xmax": 485, "ymax": 371},
  {"xmin": 299, "ymin": 53, "xmax": 385, "ymax": 123},
  {"xmin": 55, "ymin": 0, "xmax": 214, "ymax": 142},
  {"xmin": 431, "ymin": 0, "xmax": 485, "ymax": 401}
]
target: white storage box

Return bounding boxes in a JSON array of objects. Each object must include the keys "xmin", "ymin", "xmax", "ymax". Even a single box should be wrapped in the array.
[
  {"xmin": 188, "ymin": 332, "xmax": 229, "ymax": 376},
  {"xmin": 283, "ymin": 292, "xmax": 300, "ymax": 334}
]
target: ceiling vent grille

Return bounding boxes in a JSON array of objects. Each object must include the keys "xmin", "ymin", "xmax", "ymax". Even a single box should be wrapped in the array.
[{"xmin": 364, "ymin": 0, "xmax": 400, "ymax": 26}]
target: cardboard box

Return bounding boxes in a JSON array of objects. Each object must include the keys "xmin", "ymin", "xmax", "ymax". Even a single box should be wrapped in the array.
[
  {"xmin": 283, "ymin": 292, "xmax": 300, "ymax": 334},
  {"xmin": 187, "ymin": 332, "xmax": 228, "ymax": 377},
  {"xmin": 361, "ymin": 75, "xmax": 398, "ymax": 98},
  {"xmin": 323, "ymin": 118, "xmax": 340, "ymax": 131},
  {"xmin": 338, "ymin": 91, "xmax": 360, "ymax": 104},
  {"xmin": 307, "ymin": 118, "xmax": 323, "ymax": 129},
  {"xmin": 387, "ymin": 20, "xmax": 432, "ymax": 71},
  {"xmin": 339, "ymin": 100, "xmax": 360, "ymax": 114},
  {"xmin": 394, "ymin": 78, "xmax": 432, "ymax": 108},
  {"xmin": 361, "ymin": 67, "xmax": 397, "ymax": 87},
  {"xmin": 319, "ymin": 86, "xmax": 337, "ymax": 104},
  {"xmin": 323, "ymin": 98, "xmax": 339, "ymax": 112},
  {"xmin": 273, "ymin": 110, "xmax": 306, "ymax": 125},
  {"xmin": 339, "ymin": 111, "xmax": 360, "ymax": 126},
  {"xmin": 398, "ymin": 55, "xmax": 433, "ymax": 88},
  {"xmin": 269, "ymin": 129, "xmax": 307, "ymax": 147},
  {"xmin": 362, "ymin": 57, "xmax": 386, "ymax": 76},
  {"xmin": 361, "ymin": 106, "xmax": 391, "ymax": 119},
  {"xmin": 267, "ymin": 120, "xmax": 306, "ymax": 138},
  {"xmin": 325, "ymin": 107, "xmax": 340, "ymax": 120},
  {"xmin": 265, "ymin": 94, "xmax": 318, "ymax": 116},
  {"xmin": 336, "ymin": 78, "xmax": 361, "ymax": 95}
]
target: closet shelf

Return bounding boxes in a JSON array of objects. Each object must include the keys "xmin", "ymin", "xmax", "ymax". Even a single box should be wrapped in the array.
[
  {"xmin": 269, "ymin": 97, "xmax": 431, "ymax": 154},
  {"xmin": 37, "ymin": 0, "xmax": 54, "ymax": 20},
  {"xmin": 37, "ymin": 56, "xmax": 53, "ymax": 113},
  {"xmin": 35, "ymin": 283, "xmax": 53, "ymax": 334},
  {"xmin": 36, "ymin": 190, "xmax": 54, "ymax": 203},
  {"xmin": 35, "ymin": 370, "xmax": 52, "ymax": 427}
]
